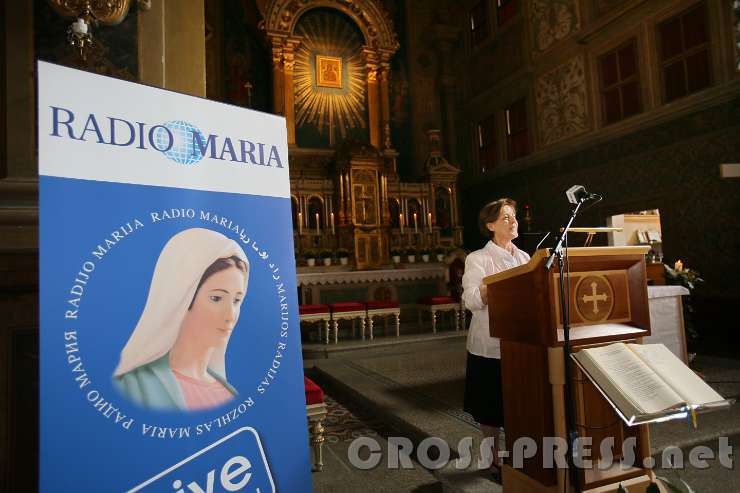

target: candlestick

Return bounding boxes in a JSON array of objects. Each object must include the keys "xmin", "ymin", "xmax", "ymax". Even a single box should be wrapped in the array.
[
  {"xmin": 298, "ymin": 212, "xmax": 302, "ymax": 235},
  {"xmin": 330, "ymin": 212, "xmax": 335, "ymax": 235},
  {"xmin": 427, "ymin": 212, "xmax": 432, "ymax": 228},
  {"xmin": 400, "ymin": 213, "xmax": 404, "ymax": 234},
  {"xmin": 413, "ymin": 213, "xmax": 418, "ymax": 234},
  {"xmin": 315, "ymin": 213, "xmax": 320, "ymax": 235},
  {"xmin": 674, "ymin": 259, "xmax": 683, "ymax": 271}
]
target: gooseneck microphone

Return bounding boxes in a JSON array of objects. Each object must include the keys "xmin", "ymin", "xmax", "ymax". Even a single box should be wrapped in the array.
[{"xmin": 565, "ymin": 185, "xmax": 600, "ymax": 204}]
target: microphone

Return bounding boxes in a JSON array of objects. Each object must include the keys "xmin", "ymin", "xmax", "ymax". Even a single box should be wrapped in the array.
[{"xmin": 565, "ymin": 185, "xmax": 599, "ymax": 204}]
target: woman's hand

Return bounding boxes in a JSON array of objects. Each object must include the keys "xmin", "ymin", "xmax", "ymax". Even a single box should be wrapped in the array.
[{"xmin": 479, "ymin": 283, "xmax": 488, "ymax": 305}]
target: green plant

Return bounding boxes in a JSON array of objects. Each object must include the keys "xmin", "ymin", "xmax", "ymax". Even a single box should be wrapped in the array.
[
  {"xmin": 434, "ymin": 246, "xmax": 445, "ymax": 255},
  {"xmin": 319, "ymin": 249, "xmax": 333, "ymax": 259},
  {"xmin": 420, "ymin": 247, "xmax": 431, "ymax": 255},
  {"xmin": 390, "ymin": 247, "xmax": 403, "ymax": 256},
  {"xmin": 337, "ymin": 248, "xmax": 349, "ymax": 258},
  {"xmin": 405, "ymin": 247, "xmax": 416, "ymax": 256},
  {"xmin": 304, "ymin": 248, "xmax": 318, "ymax": 259},
  {"xmin": 664, "ymin": 264, "xmax": 704, "ymax": 341}
]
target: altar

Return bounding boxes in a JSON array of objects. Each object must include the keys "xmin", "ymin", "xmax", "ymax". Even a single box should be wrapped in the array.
[
  {"xmin": 296, "ymin": 262, "xmax": 449, "ymax": 307},
  {"xmin": 644, "ymin": 284, "xmax": 691, "ymax": 363}
]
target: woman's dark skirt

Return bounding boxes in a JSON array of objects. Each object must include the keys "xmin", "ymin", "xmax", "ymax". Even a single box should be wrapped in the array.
[{"xmin": 463, "ymin": 352, "xmax": 504, "ymax": 427}]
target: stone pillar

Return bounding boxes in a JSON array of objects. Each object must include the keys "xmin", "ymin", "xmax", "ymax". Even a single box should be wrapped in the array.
[
  {"xmin": 363, "ymin": 48, "xmax": 380, "ymax": 149},
  {"xmin": 270, "ymin": 37, "xmax": 285, "ymax": 116},
  {"xmin": 282, "ymin": 37, "xmax": 301, "ymax": 145},
  {"xmin": 3, "ymin": 0, "xmax": 35, "ymax": 180},
  {"xmin": 138, "ymin": 0, "xmax": 206, "ymax": 97},
  {"xmin": 1, "ymin": 0, "xmax": 36, "ymax": 251}
]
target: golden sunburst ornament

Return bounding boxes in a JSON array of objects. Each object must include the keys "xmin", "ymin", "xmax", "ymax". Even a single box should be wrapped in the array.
[{"xmin": 294, "ymin": 11, "xmax": 367, "ymax": 145}]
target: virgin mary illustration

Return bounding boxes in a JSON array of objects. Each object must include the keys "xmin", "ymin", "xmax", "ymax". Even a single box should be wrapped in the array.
[{"xmin": 113, "ymin": 228, "xmax": 249, "ymax": 412}]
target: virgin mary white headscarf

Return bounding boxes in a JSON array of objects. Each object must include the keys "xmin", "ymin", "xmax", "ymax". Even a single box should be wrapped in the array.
[{"xmin": 113, "ymin": 227, "xmax": 249, "ymax": 378}]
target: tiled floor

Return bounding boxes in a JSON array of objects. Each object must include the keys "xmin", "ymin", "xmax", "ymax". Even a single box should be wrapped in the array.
[{"xmin": 307, "ymin": 336, "xmax": 740, "ymax": 492}]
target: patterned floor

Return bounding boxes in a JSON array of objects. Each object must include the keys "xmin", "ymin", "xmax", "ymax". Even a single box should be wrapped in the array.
[{"xmin": 321, "ymin": 395, "xmax": 392, "ymax": 444}]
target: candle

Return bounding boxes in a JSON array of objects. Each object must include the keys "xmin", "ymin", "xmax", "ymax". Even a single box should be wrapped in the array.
[
  {"xmin": 674, "ymin": 259, "xmax": 683, "ymax": 271},
  {"xmin": 427, "ymin": 212, "xmax": 432, "ymax": 228},
  {"xmin": 399, "ymin": 213, "xmax": 404, "ymax": 234},
  {"xmin": 413, "ymin": 213, "xmax": 418, "ymax": 233},
  {"xmin": 298, "ymin": 212, "xmax": 302, "ymax": 235},
  {"xmin": 315, "ymin": 213, "xmax": 320, "ymax": 235},
  {"xmin": 330, "ymin": 212, "xmax": 335, "ymax": 235}
]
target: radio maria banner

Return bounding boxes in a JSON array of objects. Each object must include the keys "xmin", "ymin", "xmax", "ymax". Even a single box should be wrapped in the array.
[{"xmin": 38, "ymin": 61, "xmax": 311, "ymax": 492}]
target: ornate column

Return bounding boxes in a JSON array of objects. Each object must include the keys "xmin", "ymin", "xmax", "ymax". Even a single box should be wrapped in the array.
[
  {"xmin": 282, "ymin": 36, "xmax": 301, "ymax": 145},
  {"xmin": 363, "ymin": 47, "xmax": 381, "ymax": 149},
  {"xmin": 378, "ymin": 52, "xmax": 393, "ymax": 151},
  {"xmin": 270, "ymin": 36, "xmax": 285, "ymax": 115}
]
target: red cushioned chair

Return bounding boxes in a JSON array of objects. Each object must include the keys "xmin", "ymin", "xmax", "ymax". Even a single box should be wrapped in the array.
[
  {"xmin": 329, "ymin": 302, "xmax": 366, "ymax": 343},
  {"xmin": 364, "ymin": 300, "xmax": 401, "ymax": 339},
  {"xmin": 299, "ymin": 304, "xmax": 332, "ymax": 344},
  {"xmin": 304, "ymin": 376, "xmax": 327, "ymax": 472},
  {"xmin": 416, "ymin": 295, "xmax": 461, "ymax": 334}
]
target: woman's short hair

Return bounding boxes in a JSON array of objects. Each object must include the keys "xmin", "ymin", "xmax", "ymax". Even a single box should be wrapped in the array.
[
  {"xmin": 189, "ymin": 256, "xmax": 248, "ymax": 309},
  {"xmin": 478, "ymin": 198, "xmax": 517, "ymax": 239}
]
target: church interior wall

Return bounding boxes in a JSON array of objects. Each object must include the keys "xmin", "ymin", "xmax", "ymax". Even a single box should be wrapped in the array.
[
  {"xmin": 0, "ymin": 0, "xmax": 738, "ymax": 487},
  {"xmin": 456, "ymin": 0, "xmax": 740, "ymax": 354}
]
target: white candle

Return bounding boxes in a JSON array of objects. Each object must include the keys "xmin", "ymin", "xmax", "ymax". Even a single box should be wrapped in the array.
[
  {"xmin": 315, "ymin": 213, "xmax": 320, "ymax": 235},
  {"xmin": 413, "ymin": 213, "xmax": 418, "ymax": 234},
  {"xmin": 674, "ymin": 259, "xmax": 683, "ymax": 271},
  {"xmin": 400, "ymin": 213, "xmax": 404, "ymax": 234},
  {"xmin": 330, "ymin": 212, "xmax": 335, "ymax": 235},
  {"xmin": 428, "ymin": 212, "xmax": 432, "ymax": 228},
  {"xmin": 298, "ymin": 212, "xmax": 302, "ymax": 234}
]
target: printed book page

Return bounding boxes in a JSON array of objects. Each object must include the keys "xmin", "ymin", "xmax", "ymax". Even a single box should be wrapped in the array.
[
  {"xmin": 627, "ymin": 344, "xmax": 725, "ymax": 407},
  {"xmin": 575, "ymin": 343, "xmax": 685, "ymax": 416}
]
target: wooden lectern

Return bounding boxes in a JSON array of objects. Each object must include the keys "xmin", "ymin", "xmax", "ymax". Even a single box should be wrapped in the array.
[{"xmin": 484, "ymin": 246, "xmax": 659, "ymax": 492}]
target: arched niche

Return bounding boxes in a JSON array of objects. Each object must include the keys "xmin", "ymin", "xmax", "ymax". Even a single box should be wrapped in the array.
[
  {"xmin": 291, "ymin": 195, "xmax": 300, "ymax": 230},
  {"xmin": 407, "ymin": 198, "xmax": 422, "ymax": 230},
  {"xmin": 388, "ymin": 198, "xmax": 400, "ymax": 228},
  {"xmin": 435, "ymin": 186, "xmax": 453, "ymax": 238},
  {"xmin": 262, "ymin": 0, "xmax": 399, "ymax": 51},
  {"xmin": 307, "ymin": 195, "xmax": 324, "ymax": 230}
]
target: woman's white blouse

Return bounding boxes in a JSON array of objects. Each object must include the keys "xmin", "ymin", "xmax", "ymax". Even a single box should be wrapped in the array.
[{"xmin": 462, "ymin": 240, "xmax": 531, "ymax": 359}]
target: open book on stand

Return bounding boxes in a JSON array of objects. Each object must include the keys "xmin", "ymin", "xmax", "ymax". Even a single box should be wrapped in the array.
[{"xmin": 572, "ymin": 343, "xmax": 733, "ymax": 426}]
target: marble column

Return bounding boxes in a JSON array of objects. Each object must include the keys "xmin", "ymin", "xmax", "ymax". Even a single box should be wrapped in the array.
[{"xmin": 138, "ymin": 0, "xmax": 206, "ymax": 97}]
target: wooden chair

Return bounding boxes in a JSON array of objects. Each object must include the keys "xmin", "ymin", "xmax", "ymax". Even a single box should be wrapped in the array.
[
  {"xmin": 329, "ymin": 302, "xmax": 366, "ymax": 343},
  {"xmin": 416, "ymin": 295, "xmax": 461, "ymax": 334},
  {"xmin": 299, "ymin": 304, "xmax": 332, "ymax": 344},
  {"xmin": 304, "ymin": 376, "xmax": 327, "ymax": 472},
  {"xmin": 364, "ymin": 300, "xmax": 401, "ymax": 340}
]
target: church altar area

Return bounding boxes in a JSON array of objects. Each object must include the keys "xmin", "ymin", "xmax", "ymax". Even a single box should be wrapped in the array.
[
  {"xmin": 296, "ymin": 262, "xmax": 449, "ymax": 307},
  {"xmin": 645, "ymin": 285, "xmax": 691, "ymax": 363}
]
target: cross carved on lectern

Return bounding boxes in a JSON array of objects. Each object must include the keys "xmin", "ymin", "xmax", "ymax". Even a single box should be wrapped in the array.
[{"xmin": 582, "ymin": 282, "xmax": 608, "ymax": 314}]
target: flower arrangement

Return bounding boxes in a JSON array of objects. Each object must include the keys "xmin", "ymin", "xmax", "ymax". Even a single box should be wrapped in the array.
[{"xmin": 664, "ymin": 263, "xmax": 704, "ymax": 342}]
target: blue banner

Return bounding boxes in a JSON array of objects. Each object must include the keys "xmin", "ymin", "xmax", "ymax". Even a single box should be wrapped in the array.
[{"xmin": 38, "ymin": 61, "xmax": 311, "ymax": 492}]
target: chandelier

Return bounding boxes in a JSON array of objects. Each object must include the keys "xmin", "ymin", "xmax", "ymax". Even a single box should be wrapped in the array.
[{"xmin": 47, "ymin": 0, "xmax": 134, "ymax": 59}]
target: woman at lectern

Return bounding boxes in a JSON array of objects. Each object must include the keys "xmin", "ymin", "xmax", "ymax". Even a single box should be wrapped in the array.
[
  {"xmin": 461, "ymin": 198, "xmax": 530, "ymax": 481},
  {"xmin": 113, "ymin": 228, "xmax": 247, "ymax": 412}
]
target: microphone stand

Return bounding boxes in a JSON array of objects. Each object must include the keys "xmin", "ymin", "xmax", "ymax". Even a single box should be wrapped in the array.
[{"xmin": 544, "ymin": 198, "xmax": 585, "ymax": 493}]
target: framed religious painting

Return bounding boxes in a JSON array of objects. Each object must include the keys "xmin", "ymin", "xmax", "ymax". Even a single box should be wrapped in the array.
[{"xmin": 316, "ymin": 55, "xmax": 342, "ymax": 89}]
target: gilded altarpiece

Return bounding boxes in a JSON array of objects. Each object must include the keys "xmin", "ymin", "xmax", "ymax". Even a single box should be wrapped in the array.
[{"xmin": 264, "ymin": 0, "xmax": 463, "ymax": 273}]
